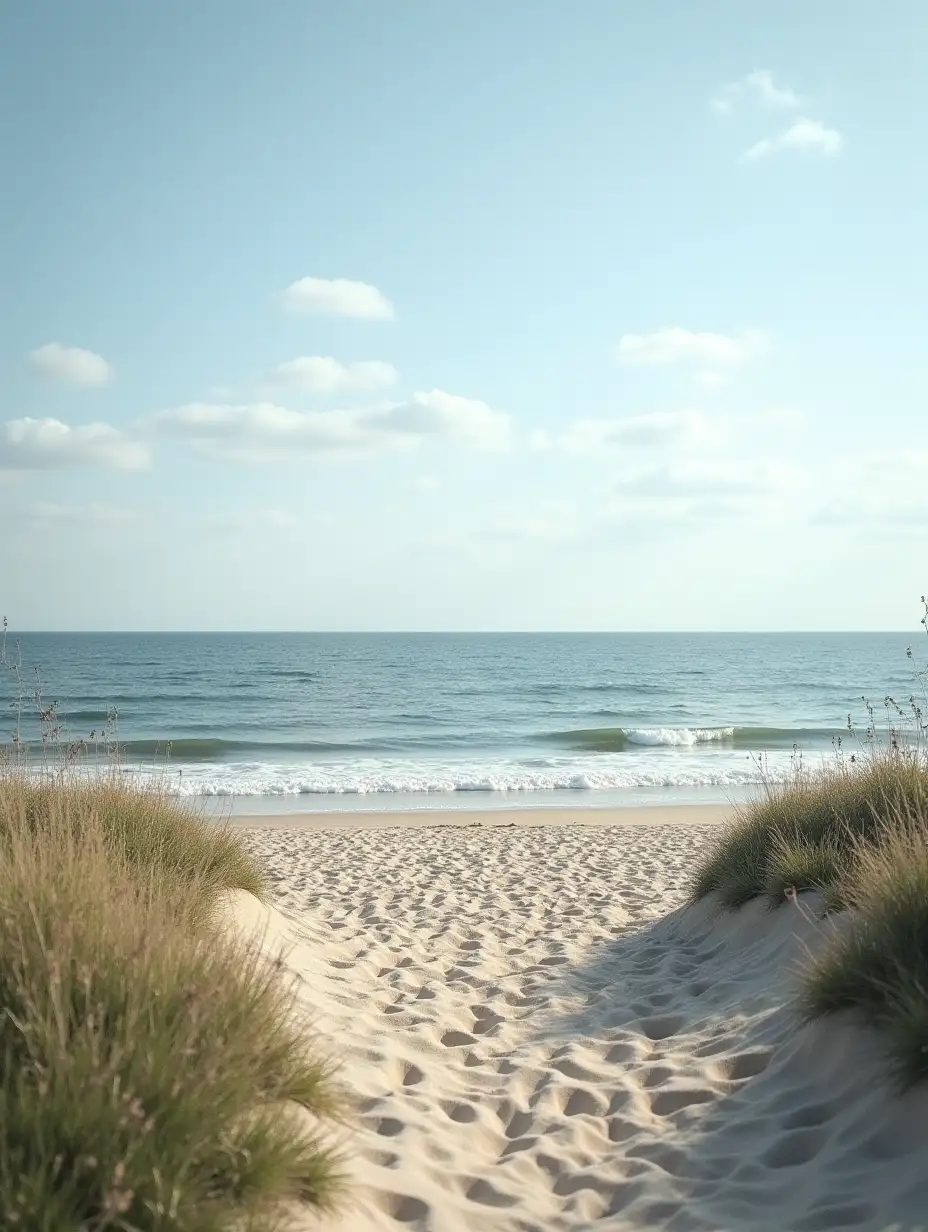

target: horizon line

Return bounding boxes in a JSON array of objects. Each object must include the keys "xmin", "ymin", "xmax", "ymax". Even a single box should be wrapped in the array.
[{"xmin": 4, "ymin": 628, "xmax": 922, "ymax": 637}]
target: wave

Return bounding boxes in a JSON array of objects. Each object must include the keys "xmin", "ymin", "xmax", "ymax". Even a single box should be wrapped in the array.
[
  {"xmin": 626, "ymin": 727, "xmax": 736, "ymax": 747},
  {"xmin": 14, "ymin": 723, "xmax": 843, "ymax": 763},
  {"xmin": 544, "ymin": 726, "xmax": 733, "ymax": 751},
  {"xmin": 155, "ymin": 759, "xmax": 798, "ymax": 797},
  {"xmin": 546, "ymin": 725, "xmax": 839, "ymax": 752},
  {"xmin": 115, "ymin": 737, "xmax": 375, "ymax": 760},
  {"xmin": 0, "ymin": 738, "xmax": 245, "ymax": 762},
  {"xmin": 111, "ymin": 734, "xmax": 482, "ymax": 759}
]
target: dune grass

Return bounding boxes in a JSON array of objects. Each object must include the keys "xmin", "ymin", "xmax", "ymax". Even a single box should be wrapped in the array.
[
  {"xmin": 0, "ymin": 775, "xmax": 343, "ymax": 1228},
  {"xmin": 0, "ymin": 774, "xmax": 266, "ymax": 924},
  {"xmin": 689, "ymin": 750, "xmax": 928, "ymax": 1089},
  {"xmin": 689, "ymin": 752, "xmax": 928, "ymax": 910},
  {"xmin": 801, "ymin": 813, "xmax": 928, "ymax": 1088}
]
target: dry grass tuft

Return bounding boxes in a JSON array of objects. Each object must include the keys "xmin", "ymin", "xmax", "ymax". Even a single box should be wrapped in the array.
[
  {"xmin": 690, "ymin": 752, "xmax": 928, "ymax": 910},
  {"xmin": 0, "ymin": 777, "xmax": 343, "ymax": 1227},
  {"xmin": 801, "ymin": 812, "xmax": 928, "ymax": 1088},
  {"xmin": 689, "ymin": 751, "xmax": 928, "ymax": 1089},
  {"xmin": 0, "ymin": 773, "xmax": 266, "ymax": 923}
]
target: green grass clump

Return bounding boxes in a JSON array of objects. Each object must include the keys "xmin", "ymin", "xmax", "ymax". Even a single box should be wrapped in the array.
[
  {"xmin": 0, "ymin": 783, "xmax": 342, "ymax": 1228},
  {"xmin": 801, "ymin": 815, "xmax": 928, "ymax": 1089},
  {"xmin": 690, "ymin": 752, "xmax": 928, "ymax": 910},
  {"xmin": 0, "ymin": 774, "xmax": 266, "ymax": 923},
  {"xmin": 689, "ymin": 750, "xmax": 928, "ymax": 1089}
]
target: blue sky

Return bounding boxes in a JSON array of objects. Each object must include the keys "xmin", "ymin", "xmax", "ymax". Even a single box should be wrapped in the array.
[{"xmin": 2, "ymin": 0, "xmax": 926, "ymax": 630}]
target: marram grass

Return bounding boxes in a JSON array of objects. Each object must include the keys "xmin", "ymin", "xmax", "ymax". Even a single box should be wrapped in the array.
[
  {"xmin": 0, "ymin": 773, "xmax": 266, "ymax": 923},
  {"xmin": 801, "ymin": 813, "xmax": 928, "ymax": 1088},
  {"xmin": 0, "ymin": 775, "xmax": 343, "ymax": 1229},
  {"xmin": 690, "ymin": 752, "xmax": 928, "ymax": 910},
  {"xmin": 689, "ymin": 751, "xmax": 928, "ymax": 1089}
]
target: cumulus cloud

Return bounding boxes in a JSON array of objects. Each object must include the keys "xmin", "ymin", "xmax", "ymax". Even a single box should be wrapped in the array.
[
  {"xmin": 377, "ymin": 390, "xmax": 511, "ymax": 450},
  {"xmin": 616, "ymin": 328, "xmax": 765, "ymax": 367},
  {"xmin": 711, "ymin": 70, "xmax": 803, "ymax": 117},
  {"xmin": 28, "ymin": 343, "xmax": 113, "ymax": 387},
  {"xmin": 535, "ymin": 409, "xmax": 717, "ymax": 456},
  {"xmin": 150, "ymin": 389, "xmax": 510, "ymax": 461},
  {"xmin": 1, "ymin": 418, "xmax": 148, "ymax": 470},
  {"xmin": 279, "ymin": 276, "xmax": 394, "ymax": 320},
  {"xmin": 744, "ymin": 118, "xmax": 843, "ymax": 161},
  {"xmin": 265, "ymin": 356, "xmax": 397, "ymax": 394},
  {"xmin": 710, "ymin": 73, "xmax": 841, "ymax": 166}
]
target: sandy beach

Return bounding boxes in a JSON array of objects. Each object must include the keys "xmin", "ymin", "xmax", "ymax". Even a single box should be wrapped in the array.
[
  {"xmin": 229, "ymin": 803, "xmax": 734, "ymax": 831},
  {"xmin": 233, "ymin": 806, "xmax": 928, "ymax": 1231}
]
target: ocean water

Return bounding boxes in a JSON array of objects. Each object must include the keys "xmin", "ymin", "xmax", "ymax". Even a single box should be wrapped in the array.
[{"xmin": 1, "ymin": 632, "xmax": 923, "ymax": 812}]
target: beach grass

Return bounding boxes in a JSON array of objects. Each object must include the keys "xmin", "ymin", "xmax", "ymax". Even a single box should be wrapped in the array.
[
  {"xmin": 689, "ymin": 752, "xmax": 928, "ymax": 910},
  {"xmin": 0, "ymin": 774, "xmax": 266, "ymax": 924},
  {"xmin": 801, "ymin": 812, "xmax": 928, "ymax": 1087},
  {"xmin": 0, "ymin": 775, "xmax": 343, "ymax": 1228},
  {"xmin": 689, "ymin": 750, "xmax": 928, "ymax": 1088}
]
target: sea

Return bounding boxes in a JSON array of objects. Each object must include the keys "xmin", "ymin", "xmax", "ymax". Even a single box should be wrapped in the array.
[{"xmin": 1, "ymin": 632, "xmax": 923, "ymax": 814}]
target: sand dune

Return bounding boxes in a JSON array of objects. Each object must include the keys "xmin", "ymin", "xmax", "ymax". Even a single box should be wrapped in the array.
[{"xmin": 233, "ymin": 818, "xmax": 928, "ymax": 1232}]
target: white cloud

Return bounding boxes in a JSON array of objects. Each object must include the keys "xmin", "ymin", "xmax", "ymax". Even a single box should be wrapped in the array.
[
  {"xmin": 1, "ymin": 418, "xmax": 148, "ymax": 470},
  {"xmin": 747, "ymin": 70, "xmax": 803, "ymax": 110},
  {"xmin": 800, "ymin": 452, "xmax": 928, "ymax": 537},
  {"xmin": 744, "ymin": 118, "xmax": 843, "ymax": 161},
  {"xmin": 150, "ymin": 389, "xmax": 510, "ymax": 461},
  {"xmin": 379, "ymin": 390, "xmax": 511, "ymax": 451},
  {"xmin": 28, "ymin": 343, "xmax": 113, "ymax": 387},
  {"xmin": 279, "ymin": 276, "xmax": 394, "ymax": 320},
  {"xmin": 615, "ymin": 458, "xmax": 807, "ymax": 511},
  {"xmin": 601, "ymin": 449, "xmax": 928, "ymax": 530},
  {"xmin": 711, "ymin": 70, "xmax": 803, "ymax": 117},
  {"xmin": 30, "ymin": 502, "xmax": 136, "ymax": 524},
  {"xmin": 693, "ymin": 370, "xmax": 727, "ymax": 390},
  {"xmin": 535, "ymin": 406, "xmax": 800, "ymax": 461},
  {"xmin": 616, "ymin": 328, "xmax": 764, "ymax": 367},
  {"xmin": 710, "ymin": 74, "xmax": 841, "ymax": 166},
  {"xmin": 264, "ymin": 356, "xmax": 398, "ymax": 394},
  {"xmin": 413, "ymin": 475, "xmax": 441, "ymax": 492},
  {"xmin": 538, "ymin": 409, "xmax": 717, "ymax": 456},
  {"xmin": 150, "ymin": 402, "xmax": 357, "ymax": 458}
]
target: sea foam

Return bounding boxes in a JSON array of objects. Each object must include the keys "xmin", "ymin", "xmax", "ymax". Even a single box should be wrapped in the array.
[
  {"xmin": 145, "ymin": 747, "xmax": 798, "ymax": 798},
  {"xmin": 623, "ymin": 726, "xmax": 736, "ymax": 747}
]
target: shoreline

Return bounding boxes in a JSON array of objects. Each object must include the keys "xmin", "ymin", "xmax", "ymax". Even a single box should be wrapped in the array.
[{"xmin": 230, "ymin": 801, "xmax": 734, "ymax": 831}]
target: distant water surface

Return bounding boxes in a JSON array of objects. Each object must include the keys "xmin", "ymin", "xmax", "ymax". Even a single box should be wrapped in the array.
[{"xmin": 1, "ymin": 632, "xmax": 921, "ymax": 812}]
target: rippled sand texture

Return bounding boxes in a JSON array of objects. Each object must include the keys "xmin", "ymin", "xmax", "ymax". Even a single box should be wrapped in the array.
[{"xmin": 236, "ymin": 821, "xmax": 928, "ymax": 1232}]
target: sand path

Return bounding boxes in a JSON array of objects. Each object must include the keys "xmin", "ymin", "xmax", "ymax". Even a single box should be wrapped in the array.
[{"xmin": 237, "ymin": 820, "xmax": 928, "ymax": 1232}]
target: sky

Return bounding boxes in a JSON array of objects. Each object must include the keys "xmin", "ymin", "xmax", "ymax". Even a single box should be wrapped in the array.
[{"xmin": 2, "ymin": 0, "xmax": 927, "ymax": 631}]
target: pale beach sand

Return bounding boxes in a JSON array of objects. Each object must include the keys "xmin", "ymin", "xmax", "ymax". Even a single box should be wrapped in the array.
[
  {"xmin": 230, "ymin": 807, "xmax": 928, "ymax": 1231},
  {"xmin": 227, "ymin": 803, "xmax": 734, "ymax": 831}
]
